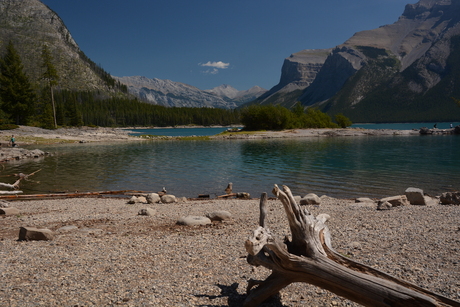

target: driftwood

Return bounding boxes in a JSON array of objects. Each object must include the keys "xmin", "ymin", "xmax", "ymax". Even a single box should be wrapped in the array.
[
  {"xmin": 244, "ymin": 184, "xmax": 460, "ymax": 307},
  {"xmin": 0, "ymin": 190, "xmax": 138, "ymax": 200},
  {"xmin": 0, "ymin": 169, "xmax": 41, "ymax": 191}
]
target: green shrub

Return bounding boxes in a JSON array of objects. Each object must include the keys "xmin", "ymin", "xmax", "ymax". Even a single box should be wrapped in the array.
[
  {"xmin": 335, "ymin": 113, "xmax": 353, "ymax": 128},
  {"xmin": 241, "ymin": 103, "xmax": 339, "ymax": 130}
]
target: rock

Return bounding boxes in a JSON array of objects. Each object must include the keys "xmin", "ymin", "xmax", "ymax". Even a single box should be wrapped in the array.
[
  {"xmin": 137, "ymin": 196, "xmax": 147, "ymax": 203},
  {"xmin": 127, "ymin": 196, "xmax": 138, "ymax": 204},
  {"xmin": 355, "ymin": 197, "xmax": 374, "ymax": 204},
  {"xmin": 128, "ymin": 196, "xmax": 147, "ymax": 204},
  {"xmin": 378, "ymin": 195, "xmax": 409, "ymax": 207},
  {"xmin": 146, "ymin": 193, "xmax": 161, "ymax": 204},
  {"xmin": 18, "ymin": 227, "xmax": 54, "ymax": 241},
  {"xmin": 0, "ymin": 207, "xmax": 20, "ymax": 215},
  {"xmin": 349, "ymin": 241, "xmax": 362, "ymax": 250},
  {"xmin": 57, "ymin": 225, "xmax": 78, "ymax": 232},
  {"xmin": 377, "ymin": 201, "xmax": 393, "ymax": 210},
  {"xmin": 0, "ymin": 200, "xmax": 10, "ymax": 208},
  {"xmin": 177, "ymin": 216, "xmax": 212, "ymax": 226},
  {"xmin": 405, "ymin": 187, "xmax": 426, "ymax": 205},
  {"xmin": 206, "ymin": 210, "xmax": 232, "ymax": 221},
  {"xmin": 138, "ymin": 208, "xmax": 156, "ymax": 216},
  {"xmin": 293, "ymin": 196, "xmax": 302, "ymax": 203},
  {"xmin": 236, "ymin": 192, "xmax": 250, "ymax": 199},
  {"xmin": 161, "ymin": 194, "xmax": 176, "ymax": 204},
  {"xmin": 300, "ymin": 193, "xmax": 321, "ymax": 205},
  {"xmin": 440, "ymin": 192, "xmax": 460, "ymax": 205},
  {"xmin": 423, "ymin": 195, "xmax": 438, "ymax": 206}
]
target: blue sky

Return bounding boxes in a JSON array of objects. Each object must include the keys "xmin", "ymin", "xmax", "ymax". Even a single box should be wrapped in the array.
[{"xmin": 40, "ymin": 0, "xmax": 413, "ymax": 91}]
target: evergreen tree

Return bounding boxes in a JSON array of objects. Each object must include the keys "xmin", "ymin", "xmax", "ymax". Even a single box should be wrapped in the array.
[
  {"xmin": 38, "ymin": 87, "xmax": 55, "ymax": 129},
  {"xmin": 41, "ymin": 44, "xmax": 59, "ymax": 128},
  {"xmin": 0, "ymin": 41, "xmax": 36, "ymax": 125}
]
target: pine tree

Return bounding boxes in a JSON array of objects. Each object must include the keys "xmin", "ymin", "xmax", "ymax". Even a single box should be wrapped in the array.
[
  {"xmin": 0, "ymin": 41, "xmax": 36, "ymax": 125},
  {"xmin": 41, "ymin": 44, "xmax": 59, "ymax": 128}
]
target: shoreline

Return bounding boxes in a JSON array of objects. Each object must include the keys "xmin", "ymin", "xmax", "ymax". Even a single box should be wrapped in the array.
[{"xmin": 0, "ymin": 126, "xmax": 425, "ymax": 146}]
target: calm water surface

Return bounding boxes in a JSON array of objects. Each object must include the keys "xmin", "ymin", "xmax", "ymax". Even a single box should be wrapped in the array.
[{"xmin": 11, "ymin": 133, "xmax": 460, "ymax": 199}]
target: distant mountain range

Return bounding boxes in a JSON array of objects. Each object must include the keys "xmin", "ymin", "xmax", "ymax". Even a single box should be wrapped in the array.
[
  {"xmin": 254, "ymin": 0, "xmax": 460, "ymax": 122},
  {"xmin": 114, "ymin": 76, "xmax": 266, "ymax": 109}
]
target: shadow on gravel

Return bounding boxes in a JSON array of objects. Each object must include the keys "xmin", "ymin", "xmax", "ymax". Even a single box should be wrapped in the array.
[{"xmin": 196, "ymin": 283, "xmax": 284, "ymax": 307}]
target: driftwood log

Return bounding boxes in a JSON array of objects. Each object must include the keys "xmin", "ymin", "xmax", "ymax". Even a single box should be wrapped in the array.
[
  {"xmin": 244, "ymin": 184, "xmax": 460, "ymax": 307},
  {"xmin": 0, "ymin": 169, "xmax": 41, "ymax": 193}
]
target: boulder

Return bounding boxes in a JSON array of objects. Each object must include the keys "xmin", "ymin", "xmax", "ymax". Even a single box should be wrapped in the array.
[
  {"xmin": 57, "ymin": 225, "xmax": 78, "ymax": 232},
  {"xmin": 440, "ymin": 192, "xmax": 460, "ymax": 205},
  {"xmin": 206, "ymin": 210, "xmax": 232, "ymax": 221},
  {"xmin": 137, "ymin": 196, "xmax": 147, "ymax": 203},
  {"xmin": 405, "ymin": 187, "xmax": 426, "ymax": 205},
  {"xmin": 146, "ymin": 193, "xmax": 161, "ymax": 204},
  {"xmin": 161, "ymin": 194, "xmax": 176, "ymax": 204},
  {"xmin": 0, "ymin": 207, "xmax": 20, "ymax": 215},
  {"xmin": 177, "ymin": 216, "xmax": 212, "ymax": 226},
  {"xmin": 423, "ymin": 195, "xmax": 438, "ymax": 206},
  {"xmin": 377, "ymin": 201, "xmax": 393, "ymax": 210},
  {"xmin": 18, "ymin": 227, "xmax": 54, "ymax": 241},
  {"xmin": 128, "ymin": 196, "xmax": 147, "ymax": 204},
  {"xmin": 300, "ymin": 193, "xmax": 321, "ymax": 205},
  {"xmin": 293, "ymin": 195, "xmax": 302, "ymax": 204},
  {"xmin": 138, "ymin": 208, "xmax": 156, "ymax": 216},
  {"xmin": 378, "ymin": 195, "xmax": 409, "ymax": 207},
  {"xmin": 127, "ymin": 196, "xmax": 138, "ymax": 204}
]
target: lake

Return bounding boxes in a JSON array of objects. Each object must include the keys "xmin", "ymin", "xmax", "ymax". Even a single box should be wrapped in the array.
[{"xmin": 7, "ymin": 125, "xmax": 460, "ymax": 199}]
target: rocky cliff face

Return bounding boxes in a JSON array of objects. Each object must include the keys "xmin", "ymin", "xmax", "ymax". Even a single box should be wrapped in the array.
[
  {"xmin": 0, "ymin": 0, "xmax": 119, "ymax": 92},
  {"xmin": 115, "ymin": 76, "xmax": 266, "ymax": 109},
  {"xmin": 257, "ymin": 0, "xmax": 460, "ymax": 122},
  {"xmin": 254, "ymin": 49, "xmax": 331, "ymax": 106}
]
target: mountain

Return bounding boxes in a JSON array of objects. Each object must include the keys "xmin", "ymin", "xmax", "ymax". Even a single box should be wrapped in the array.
[
  {"xmin": 0, "ymin": 0, "xmax": 125, "ymax": 94},
  {"xmin": 115, "ymin": 76, "xmax": 266, "ymax": 109},
  {"xmin": 205, "ymin": 84, "xmax": 267, "ymax": 104},
  {"xmin": 253, "ymin": 0, "xmax": 460, "ymax": 122}
]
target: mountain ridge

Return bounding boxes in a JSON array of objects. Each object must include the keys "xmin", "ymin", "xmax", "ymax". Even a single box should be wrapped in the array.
[
  {"xmin": 252, "ymin": 0, "xmax": 460, "ymax": 122},
  {"xmin": 115, "ymin": 76, "xmax": 266, "ymax": 109}
]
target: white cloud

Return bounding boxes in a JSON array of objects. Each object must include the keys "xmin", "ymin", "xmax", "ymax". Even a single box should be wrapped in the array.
[{"xmin": 199, "ymin": 61, "xmax": 230, "ymax": 69}]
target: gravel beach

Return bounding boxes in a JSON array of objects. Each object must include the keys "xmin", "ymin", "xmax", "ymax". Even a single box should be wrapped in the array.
[{"xmin": 1, "ymin": 195, "xmax": 459, "ymax": 306}]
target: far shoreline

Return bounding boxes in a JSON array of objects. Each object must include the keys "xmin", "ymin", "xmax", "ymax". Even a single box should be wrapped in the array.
[{"xmin": 1, "ymin": 124, "xmax": 457, "ymax": 146}]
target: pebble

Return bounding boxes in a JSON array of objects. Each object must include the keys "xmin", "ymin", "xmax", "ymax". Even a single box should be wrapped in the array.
[{"xmin": 0, "ymin": 197, "xmax": 459, "ymax": 306}]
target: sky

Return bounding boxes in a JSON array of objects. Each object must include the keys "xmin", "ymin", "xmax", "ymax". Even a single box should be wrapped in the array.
[{"xmin": 40, "ymin": 0, "xmax": 414, "ymax": 91}]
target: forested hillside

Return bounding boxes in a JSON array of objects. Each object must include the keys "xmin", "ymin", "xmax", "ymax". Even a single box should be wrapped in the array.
[{"xmin": 0, "ymin": 0, "xmax": 240, "ymax": 129}]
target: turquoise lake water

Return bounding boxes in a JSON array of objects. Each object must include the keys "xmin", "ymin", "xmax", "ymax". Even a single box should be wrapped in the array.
[{"xmin": 10, "ymin": 126, "xmax": 460, "ymax": 199}]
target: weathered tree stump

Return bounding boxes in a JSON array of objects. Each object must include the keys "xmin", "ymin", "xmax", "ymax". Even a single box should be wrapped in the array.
[{"xmin": 244, "ymin": 184, "xmax": 460, "ymax": 307}]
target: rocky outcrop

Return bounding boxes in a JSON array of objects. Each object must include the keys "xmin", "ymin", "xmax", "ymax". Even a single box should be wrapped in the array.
[
  {"xmin": 0, "ymin": 148, "xmax": 47, "ymax": 162},
  {"xmin": 253, "ymin": 49, "xmax": 331, "ymax": 106}
]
